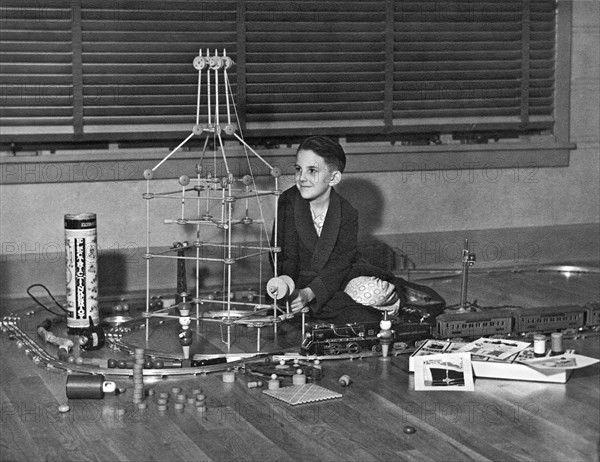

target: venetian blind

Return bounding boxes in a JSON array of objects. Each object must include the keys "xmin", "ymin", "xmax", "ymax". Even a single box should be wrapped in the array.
[{"xmin": 0, "ymin": 0, "xmax": 556, "ymax": 147}]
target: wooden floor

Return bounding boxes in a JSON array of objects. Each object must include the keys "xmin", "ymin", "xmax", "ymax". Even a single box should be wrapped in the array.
[{"xmin": 1, "ymin": 265, "xmax": 599, "ymax": 462}]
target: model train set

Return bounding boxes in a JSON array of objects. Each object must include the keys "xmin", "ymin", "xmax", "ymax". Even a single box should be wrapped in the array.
[{"xmin": 299, "ymin": 303, "xmax": 600, "ymax": 356}]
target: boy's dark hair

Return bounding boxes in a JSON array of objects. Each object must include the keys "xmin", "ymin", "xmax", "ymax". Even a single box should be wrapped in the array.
[{"xmin": 297, "ymin": 136, "xmax": 346, "ymax": 173}]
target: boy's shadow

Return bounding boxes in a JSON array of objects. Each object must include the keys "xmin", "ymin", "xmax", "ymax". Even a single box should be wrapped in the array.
[
  {"xmin": 337, "ymin": 178, "xmax": 445, "ymax": 317},
  {"xmin": 337, "ymin": 178, "xmax": 415, "ymax": 272}
]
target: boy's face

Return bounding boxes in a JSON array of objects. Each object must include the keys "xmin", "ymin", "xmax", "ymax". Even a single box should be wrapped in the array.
[{"xmin": 294, "ymin": 149, "xmax": 340, "ymax": 202}]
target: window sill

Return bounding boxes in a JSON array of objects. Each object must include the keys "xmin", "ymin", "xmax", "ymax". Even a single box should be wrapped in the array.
[{"xmin": 0, "ymin": 140, "xmax": 576, "ymax": 185}]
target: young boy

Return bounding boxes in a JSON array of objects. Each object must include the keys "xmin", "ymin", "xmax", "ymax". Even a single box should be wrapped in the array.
[{"xmin": 275, "ymin": 136, "xmax": 399, "ymax": 324}]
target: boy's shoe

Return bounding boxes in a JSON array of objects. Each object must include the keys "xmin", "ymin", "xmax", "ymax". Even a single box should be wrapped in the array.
[{"xmin": 394, "ymin": 277, "xmax": 446, "ymax": 322}]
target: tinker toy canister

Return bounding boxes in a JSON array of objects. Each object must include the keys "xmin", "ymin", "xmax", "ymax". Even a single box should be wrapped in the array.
[{"xmin": 65, "ymin": 213, "xmax": 99, "ymax": 334}]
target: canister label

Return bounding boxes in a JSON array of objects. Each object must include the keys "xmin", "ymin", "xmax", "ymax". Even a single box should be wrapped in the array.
[{"xmin": 65, "ymin": 213, "xmax": 99, "ymax": 329}]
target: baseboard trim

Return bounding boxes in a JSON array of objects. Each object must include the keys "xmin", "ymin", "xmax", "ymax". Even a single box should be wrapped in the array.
[{"xmin": 2, "ymin": 223, "xmax": 598, "ymax": 304}]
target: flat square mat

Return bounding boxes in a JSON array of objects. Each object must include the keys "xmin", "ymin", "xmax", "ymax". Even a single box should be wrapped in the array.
[{"xmin": 263, "ymin": 383, "xmax": 342, "ymax": 405}]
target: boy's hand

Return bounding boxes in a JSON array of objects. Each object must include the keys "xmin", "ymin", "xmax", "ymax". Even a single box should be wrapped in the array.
[{"xmin": 290, "ymin": 287, "xmax": 315, "ymax": 311}]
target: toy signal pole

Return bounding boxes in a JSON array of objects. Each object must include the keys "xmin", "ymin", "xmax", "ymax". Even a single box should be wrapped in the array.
[{"xmin": 459, "ymin": 239, "xmax": 476, "ymax": 311}]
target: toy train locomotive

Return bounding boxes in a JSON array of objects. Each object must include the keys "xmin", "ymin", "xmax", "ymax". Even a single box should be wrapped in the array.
[
  {"xmin": 300, "ymin": 303, "xmax": 600, "ymax": 356},
  {"xmin": 300, "ymin": 321, "xmax": 431, "ymax": 356}
]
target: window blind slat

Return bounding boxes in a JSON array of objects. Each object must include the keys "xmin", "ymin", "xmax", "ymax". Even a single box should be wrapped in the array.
[
  {"xmin": 396, "ymin": 42, "xmax": 521, "ymax": 52},
  {"xmin": 246, "ymin": 111, "xmax": 384, "ymax": 123},
  {"xmin": 82, "ymin": 32, "xmax": 237, "ymax": 42},
  {"xmin": 247, "ymin": 32, "xmax": 384, "ymax": 43},
  {"xmin": 3, "ymin": 107, "xmax": 73, "ymax": 117},
  {"xmin": 82, "ymin": 43, "xmax": 217, "ymax": 53},
  {"xmin": 247, "ymin": 1, "xmax": 384, "ymax": 14},
  {"xmin": 2, "ymin": 96, "xmax": 72, "ymax": 107},
  {"xmin": 248, "ymin": 87, "xmax": 383, "ymax": 99},
  {"xmin": 246, "ymin": 23, "xmax": 382, "ymax": 33},
  {"xmin": 82, "ymin": 22, "xmax": 235, "ymax": 33},
  {"xmin": 1, "ymin": 117, "xmax": 74, "ymax": 127},
  {"xmin": 246, "ymin": 73, "xmax": 382, "ymax": 84},
  {"xmin": 0, "ymin": 31, "xmax": 71, "ymax": 41}
]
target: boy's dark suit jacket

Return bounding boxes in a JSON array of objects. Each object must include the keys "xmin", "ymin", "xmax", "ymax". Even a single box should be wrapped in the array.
[{"xmin": 275, "ymin": 186, "xmax": 393, "ymax": 320}]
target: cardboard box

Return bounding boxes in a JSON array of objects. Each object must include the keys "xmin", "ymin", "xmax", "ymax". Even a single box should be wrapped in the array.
[{"xmin": 410, "ymin": 340, "xmax": 572, "ymax": 383}]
